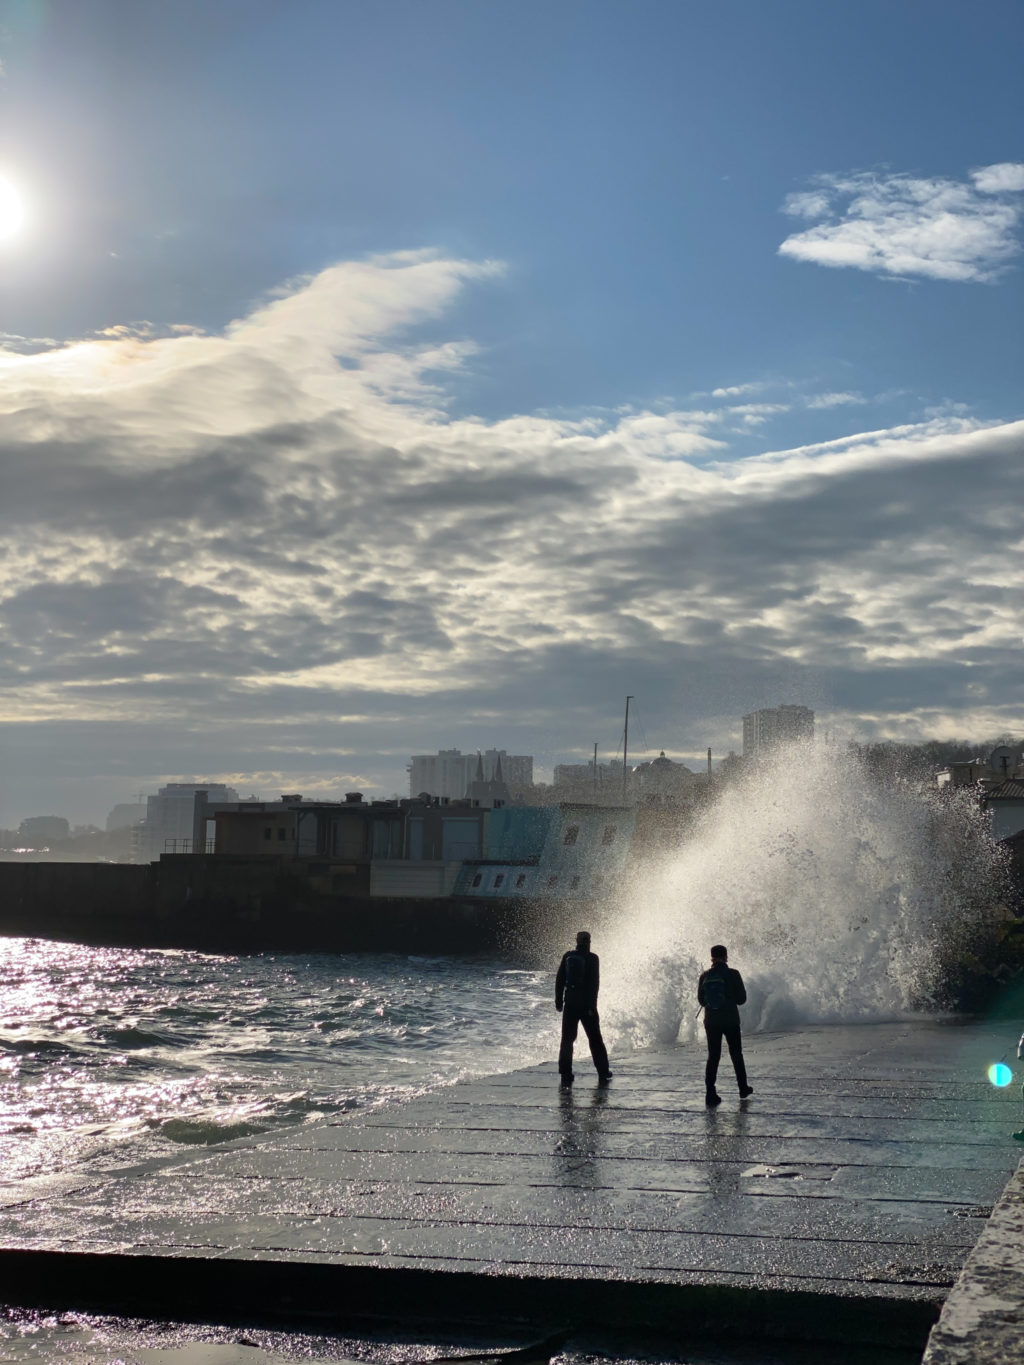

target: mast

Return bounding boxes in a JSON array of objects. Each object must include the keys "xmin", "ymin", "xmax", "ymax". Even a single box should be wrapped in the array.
[
  {"xmin": 623, "ymin": 695, "xmax": 633, "ymax": 802},
  {"xmin": 593, "ymin": 741, "xmax": 599, "ymax": 799}
]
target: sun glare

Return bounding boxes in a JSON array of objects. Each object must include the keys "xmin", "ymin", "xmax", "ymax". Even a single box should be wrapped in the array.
[{"xmin": 0, "ymin": 175, "xmax": 27, "ymax": 241}]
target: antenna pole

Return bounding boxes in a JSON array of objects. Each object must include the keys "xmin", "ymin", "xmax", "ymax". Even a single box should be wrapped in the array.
[{"xmin": 623, "ymin": 695, "xmax": 633, "ymax": 802}]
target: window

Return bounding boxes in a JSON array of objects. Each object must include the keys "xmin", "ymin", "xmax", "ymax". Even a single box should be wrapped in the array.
[
  {"xmin": 563, "ymin": 825, "xmax": 579, "ymax": 846},
  {"xmin": 263, "ymin": 827, "xmax": 272, "ymax": 841},
  {"xmin": 547, "ymin": 874, "xmax": 559, "ymax": 887},
  {"xmin": 494, "ymin": 873, "xmax": 505, "ymax": 889},
  {"xmin": 570, "ymin": 874, "xmax": 581, "ymax": 889},
  {"xmin": 277, "ymin": 827, "xmax": 287, "ymax": 841},
  {"xmin": 515, "ymin": 873, "xmax": 527, "ymax": 889},
  {"xmin": 471, "ymin": 873, "xmax": 483, "ymax": 888},
  {"xmin": 601, "ymin": 825, "xmax": 617, "ymax": 845}
]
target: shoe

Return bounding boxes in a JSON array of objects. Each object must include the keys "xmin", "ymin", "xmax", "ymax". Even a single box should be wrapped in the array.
[
  {"xmin": 705, "ymin": 1091, "xmax": 722, "ymax": 1107},
  {"xmin": 560, "ymin": 1074, "xmax": 574, "ymax": 1087},
  {"xmin": 598, "ymin": 1072, "xmax": 613, "ymax": 1085},
  {"xmin": 739, "ymin": 1085, "xmax": 754, "ymax": 1098}
]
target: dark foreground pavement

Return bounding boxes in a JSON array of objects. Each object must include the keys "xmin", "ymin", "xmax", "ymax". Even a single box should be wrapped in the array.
[{"xmin": 1, "ymin": 1020, "xmax": 1022, "ymax": 1359}]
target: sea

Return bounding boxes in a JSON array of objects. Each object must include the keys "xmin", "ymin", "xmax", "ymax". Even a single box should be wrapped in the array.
[
  {"xmin": 0, "ymin": 937, "xmax": 551, "ymax": 1186},
  {"xmin": 2, "ymin": 748, "xmax": 1008, "ymax": 1193}
]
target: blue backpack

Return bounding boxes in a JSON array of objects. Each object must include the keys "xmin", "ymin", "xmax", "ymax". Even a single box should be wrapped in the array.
[{"xmin": 703, "ymin": 971, "xmax": 727, "ymax": 1012}]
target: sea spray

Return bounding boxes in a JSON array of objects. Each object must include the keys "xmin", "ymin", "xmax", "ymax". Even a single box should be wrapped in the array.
[{"xmin": 599, "ymin": 742, "xmax": 1008, "ymax": 1049}]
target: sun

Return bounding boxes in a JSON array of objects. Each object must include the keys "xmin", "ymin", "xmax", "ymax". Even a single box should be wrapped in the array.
[{"xmin": 0, "ymin": 175, "xmax": 27, "ymax": 242}]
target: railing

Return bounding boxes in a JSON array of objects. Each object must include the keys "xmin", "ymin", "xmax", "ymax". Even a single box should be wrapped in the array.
[{"xmin": 162, "ymin": 839, "xmax": 215, "ymax": 854}]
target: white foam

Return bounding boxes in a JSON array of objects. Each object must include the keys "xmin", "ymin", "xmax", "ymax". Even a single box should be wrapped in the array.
[{"xmin": 600, "ymin": 742, "xmax": 1006, "ymax": 1048}]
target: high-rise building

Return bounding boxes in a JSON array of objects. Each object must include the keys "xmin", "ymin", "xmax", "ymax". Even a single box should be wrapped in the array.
[
  {"xmin": 407, "ymin": 749, "xmax": 533, "ymax": 799},
  {"xmin": 742, "ymin": 705, "xmax": 815, "ymax": 758},
  {"xmin": 134, "ymin": 782, "xmax": 240, "ymax": 860}
]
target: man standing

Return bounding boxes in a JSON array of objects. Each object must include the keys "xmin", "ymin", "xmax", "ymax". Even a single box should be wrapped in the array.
[
  {"xmin": 555, "ymin": 930, "xmax": 612, "ymax": 1087},
  {"xmin": 698, "ymin": 944, "xmax": 753, "ymax": 1107}
]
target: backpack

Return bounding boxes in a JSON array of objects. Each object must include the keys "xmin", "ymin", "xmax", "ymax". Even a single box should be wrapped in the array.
[
  {"xmin": 703, "ymin": 970, "xmax": 728, "ymax": 1012},
  {"xmin": 564, "ymin": 951, "xmax": 587, "ymax": 998}
]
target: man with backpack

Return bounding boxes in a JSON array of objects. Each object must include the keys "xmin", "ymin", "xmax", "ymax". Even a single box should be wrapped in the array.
[
  {"xmin": 698, "ymin": 944, "xmax": 753, "ymax": 1107},
  {"xmin": 555, "ymin": 930, "xmax": 612, "ymax": 1087}
]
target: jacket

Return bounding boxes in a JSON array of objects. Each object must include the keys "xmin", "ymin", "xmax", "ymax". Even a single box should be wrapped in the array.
[
  {"xmin": 556, "ymin": 949, "xmax": 600, "ymax": 1011},
  {"xmin": 697, "ymin": 963, "xmax": 746, "ymax": 1026}
]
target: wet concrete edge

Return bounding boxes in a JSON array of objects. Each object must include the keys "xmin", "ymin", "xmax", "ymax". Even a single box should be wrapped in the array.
[
  {"xmin": 922, "ymin": 1157, "xmax": 1024, "ymax": 1365},
  {"xmin": 0, "ymin": 1248, "xmax": 941, "ymax": 1350}
]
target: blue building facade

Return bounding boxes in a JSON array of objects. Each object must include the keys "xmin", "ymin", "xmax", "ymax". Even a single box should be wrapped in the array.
[{"xmin": 453, "ymin": 803, "xmax": 636, "ymax": 899}]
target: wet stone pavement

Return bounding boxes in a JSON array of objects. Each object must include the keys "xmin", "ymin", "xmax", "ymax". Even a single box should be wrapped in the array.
[{"xmin": 0, "ymin": 1020, "xmax": 1021, "ymax": 1352}]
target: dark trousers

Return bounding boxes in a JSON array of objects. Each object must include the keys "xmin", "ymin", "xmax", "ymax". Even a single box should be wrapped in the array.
[
  {"xmin": 559, "ymin": 1005, "xmax": 610, "ymax": 1078},
  {"xmin": 704, "ymin": 1017, "xmax": 748, "ymax": 1092}
]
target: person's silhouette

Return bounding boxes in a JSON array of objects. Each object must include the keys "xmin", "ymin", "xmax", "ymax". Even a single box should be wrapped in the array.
[
  {"xmin": 698, "ymin": 944, "xmax": 753, "ymax": 1106},
  {"xmin": 555, "ymin": 930, "xmax": 611, "ymax": 1087}
]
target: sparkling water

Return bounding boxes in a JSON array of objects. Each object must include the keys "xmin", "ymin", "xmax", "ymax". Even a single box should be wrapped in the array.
[{"xmin": 0, "ymin": 942, "xmax": 550, "ymax": 1184}]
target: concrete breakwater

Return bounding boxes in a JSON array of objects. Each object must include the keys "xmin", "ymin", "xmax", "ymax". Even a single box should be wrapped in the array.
[
  {"xmin": 0, "ymin": 1020, "xmax": 1021, "ymax": 1358},
  {"xmin": 0, "ymin": 859, "xmax": 569, "ymax": 955}
]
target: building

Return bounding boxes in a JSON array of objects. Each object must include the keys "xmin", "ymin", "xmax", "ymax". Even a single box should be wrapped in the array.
[
  {"xmin": 552, "ymin": 761, "xmax": 621, "ymax": 798},
  {"xmin": 17, "ymin": 816, "xmax": 70, "ymax": 848},
  {"xmin": 631, "ymin": 751, "xmax": 697, "ymax": 802},
  {"xmin": 937, "ymin": 746, "xmax": 1023, "ymax": 789},
  {"xmin": 464, "ymin": 752, "xmax": 511, "ymax": 808},
  {"xmin": 210, "ymin": 790, "xmax": 490, "ymax": 901},
  {"xmin": 105, "ymin": 802, "xmax": 147, "ymax": 832},
  {"xmin": 742, "ymin": 705, "xmax": 815, "ymax": 758},
  {"xmin": 407, "ymin": 749, "xmax": 533, "ymax": 799},
  {"xmin": 452, "ymin": 802, "xmax": 636, "ymax": 900},
  {"xmin": 980, "ymin": 780, "xmax": 1024, "ymax": 842},
  {"xmin": 134, "ymin": 782, "xmax": 240, "ymax": 861}
]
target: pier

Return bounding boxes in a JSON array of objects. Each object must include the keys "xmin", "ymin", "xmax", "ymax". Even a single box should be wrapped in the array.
[{"xmin": 1, "ymin": 1020, "xmax": 1022, "ymax": 1360}]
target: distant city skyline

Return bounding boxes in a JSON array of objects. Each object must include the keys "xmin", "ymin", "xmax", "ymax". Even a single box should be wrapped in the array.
[{"xmin": 0, "ymin": 2, "xmax": 1021, "ymax": 827}]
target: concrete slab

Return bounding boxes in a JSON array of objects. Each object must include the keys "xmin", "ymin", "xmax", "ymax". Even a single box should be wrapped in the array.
[{"xmin": 0, "ymin": 1020, "xmax": 1021, "ymax": 1351}]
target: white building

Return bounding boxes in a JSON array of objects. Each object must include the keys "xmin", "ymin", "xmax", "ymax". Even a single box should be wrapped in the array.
[
  {"xmin": 980, "ymin": 780, "xmax": 1024, "ymax": 842},
  {"xmin": 134, "ymin": 782, "xmax": 240, "ymax": 861},
  {"xmin": 407, "ymin": 749, "xmax": 532, "ymax": 799},
  {"xmin": 742, "ymin": 705, "xmax": 815, "ymax": 758}
]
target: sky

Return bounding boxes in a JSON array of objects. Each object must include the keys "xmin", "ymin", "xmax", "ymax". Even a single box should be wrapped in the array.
[{"xmin": 0, "ymin": 0, "xmax": 1022, "ymax": 826}]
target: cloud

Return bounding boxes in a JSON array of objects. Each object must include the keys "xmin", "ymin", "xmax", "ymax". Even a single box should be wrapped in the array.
[
  {"xmin": 727, "ymin": 403, "xmax": 790, "ymax": 428},
  {"xmin": 0, "ymin": 250, "xmax": 1022, "ymax": 813},
  {"xmin": 779, "ymin": 164, "xmax": 1024, "ymax": 282},
  {"xmin": 711, "ymin": 382, "xmax": 767, "ymax": 398},
  {"xmin": 804, "ymin": 392, "xmax": 866, "ymax": 409},
  {"xmin": 972, "ymin": 162, "xmax": 1024, "ymax": 194}
]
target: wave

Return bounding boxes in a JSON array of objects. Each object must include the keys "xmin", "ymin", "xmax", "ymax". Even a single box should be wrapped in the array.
[
  {"xmin": 0, "ymin": 1034, "xmax": 79, "ymax": 1056},
  {"xmin": 601, "ymin": 742, "xmax": 1007, "ymax": 1049},
  {"xmin": 149, "ymin": 1116, "xmax": 270, "ymax": 1145},
  {"xmin": 101, "ymin": 1026, "xmax": 185, "ymax": 1049}
]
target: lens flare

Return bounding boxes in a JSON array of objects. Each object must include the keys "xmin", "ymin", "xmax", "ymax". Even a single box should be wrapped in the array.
[{"xmin": 987, "ymin": 1062, "xmax": 1013, "ymax": 1087}]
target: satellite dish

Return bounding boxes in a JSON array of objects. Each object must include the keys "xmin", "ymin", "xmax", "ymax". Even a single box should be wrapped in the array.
[{"xmin": 988, "ymin": 745, "xmax": 1020, "ymax": 778}]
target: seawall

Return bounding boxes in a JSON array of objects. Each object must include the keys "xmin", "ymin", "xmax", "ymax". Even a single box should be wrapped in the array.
[{"xmin": 0, "ymin": 858, "xmax": 575, "ymax": 956}]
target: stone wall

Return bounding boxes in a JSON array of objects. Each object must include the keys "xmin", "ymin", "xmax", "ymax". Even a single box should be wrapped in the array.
[{"xmin": 922, "ymin": 1158, "xmax": 1024, "ymax": 1365}]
